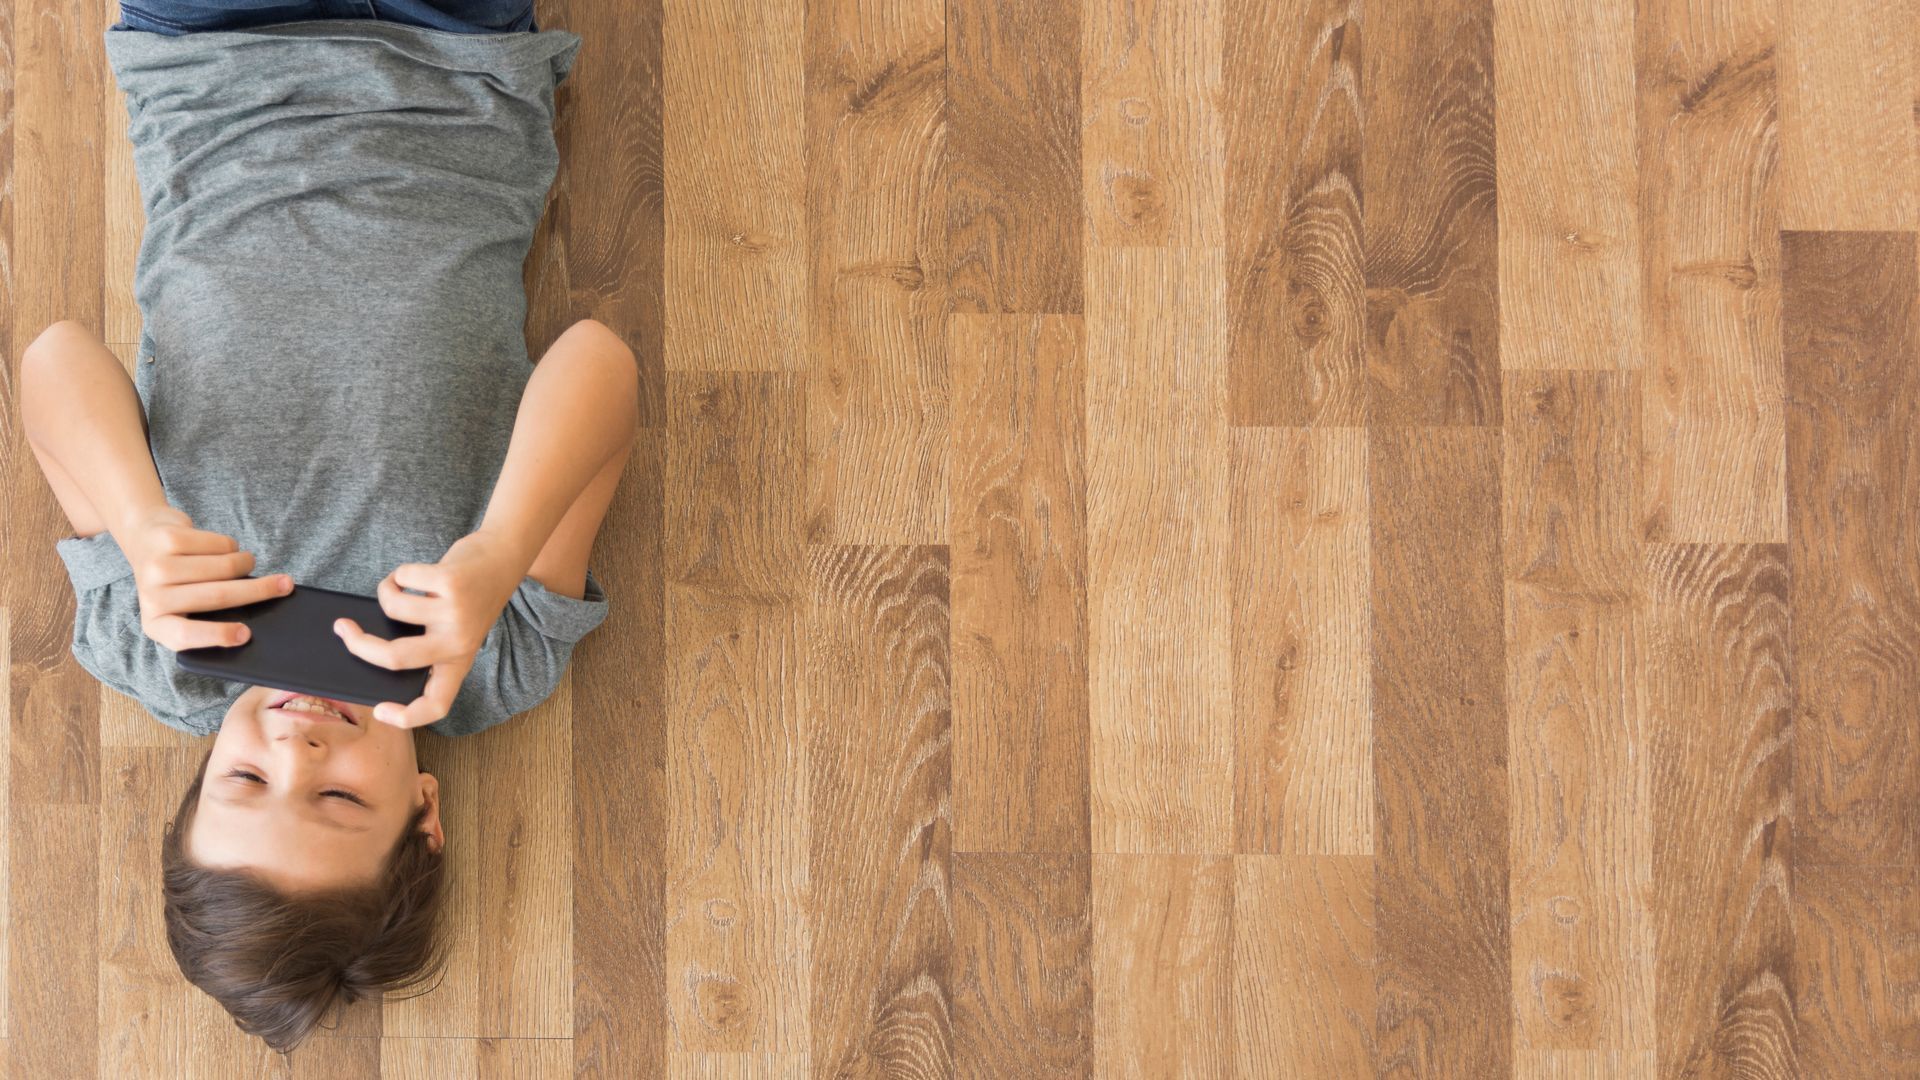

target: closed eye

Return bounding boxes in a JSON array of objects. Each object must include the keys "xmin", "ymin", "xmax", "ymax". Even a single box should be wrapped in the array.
[{"xmin": 223, "ymin": 768, "xmax": 369, "ymax": 806}]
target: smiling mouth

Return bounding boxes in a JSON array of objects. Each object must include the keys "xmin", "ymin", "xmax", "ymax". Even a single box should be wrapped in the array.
[{"xmin": 267, "ymin": 690, "xmax": 357, "ymax": 724}]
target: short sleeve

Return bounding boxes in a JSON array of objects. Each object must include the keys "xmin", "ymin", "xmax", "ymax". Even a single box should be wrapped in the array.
[
  {"xmin": 55, "ymin": 533, "xmax": 229, "ymax": 737},
  {"xmin": 427, "ymin": 567, "xmax": 610, "ymax": 737}
]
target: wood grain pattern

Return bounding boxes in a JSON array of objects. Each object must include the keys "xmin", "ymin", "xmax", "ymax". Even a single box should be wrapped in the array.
[
  {"xmin": 1362, "ymin": 0, "xmax": 1500, "ymax": 425},
  {"xmin": 1369, "ymin": 426, "xmax": 1510, "ymax": 1075},
  {"xmin": 1224, "ymin": 0, "xmax": 1365, "ymax": 426},
  {"xmin": 1782, "ymin": 230, "xmax": 1919, "ymax": 869},
  {"xmin": 1635, "ymin": 0, "xmax": 1786, "ymax": 543},
  {"xmin": 952, "ymin": 853, "xmax": 1091, "ymax": 1078},
  {"xmin": 946, "ymin": 0, "xmax": 1082, "ymax": 314},
  {"xmin": 949, "ymin": 314, "xmax": 1089, "ymax": 856},
  {"xmin": 381, "ymin": 1037, "xmax": 573, "ymax": 1079},
  {"xmin": 664, "ymin": 372, "xmax": 809, "ymax": 1054},
  {"xmin": 1233, "ymin": 855, "xmax": 1375, "ymax": 1076},
  {"xmin": 662, "ymin": 0, "xmax": 806, "ymax": 370},
  {"xmin": 1792, "ymin": 867, "xmax": 1920, "ymax": 1075},
  {"xmin": 806, "ymin": 544, "xmax": 952, "ymax": 1079},
  {"xmin": 802, "ymin": 0, "xmax": 949, "ymax": 544},
  {"xmin": 1086, "ymin": 247, "xmax": 1231, "ymax": 857},
  {"xmin": 1502, "ymin": 372, "xmax": 1653, "ymax": 1058},
  {"xmin": 1493, "ymin": 0, "xmax": 1641, "ymax": 370},
  {"xmin": 1646, "ymin": 544, "xmax": 1795, "ymax": 1078},
  {"xmin": 574, "ymin": 427, "xmax": 667, "ymax": 1076},
  {"xmin": 1090, "ymin": 855, "xmax": 1232, "ymax": 1079},
  {"xmin": 1082, "ymin": 0, "xmax": 1222, "ymax": 248},
  {"xmin": 1778, "ymin": 0, "xmax": 1918, "ymax": 230},
  {"xmin": 9, "ymin": 806, "xmax": 96, "ymax": 1074},
  {"xmin": 1230, "ymin": 426, "xmax": 1371, "ymax": 855}
]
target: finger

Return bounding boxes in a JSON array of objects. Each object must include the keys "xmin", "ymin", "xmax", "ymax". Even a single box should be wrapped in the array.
[
  {"xmin": 389, "ymin": 561, "xmax": 449, "ymax": 597},
  {"xmin": 142, "ymin": 549, "xmax": 257, "ymax": 587},
  {"xmin": 378, "ymin": 662, "xmax": 466, "ymax": 728},
  {"xmin": 155, "ymin": 525, "xmax": 245, "ymax": 556},
  {"xmin": 376, "ymin": 571, "xmax": 436, "ymax": 626},
  {"xmin": 164, "ymin": 573, "xmax": 292, "ymax": 612},
  {"xmin": 152, "ymin": 613, "xmax": 253, "ymax": 651},
  {"xmin": 333, "ymin": 618, "xmax": 444, "ymax": 671}
]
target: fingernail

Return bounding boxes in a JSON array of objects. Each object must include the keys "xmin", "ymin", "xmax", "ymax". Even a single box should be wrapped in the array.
[
  {"xmin": 279, "ymin": 575, "xmax": 293, "ymax": 590},
  {"xmin": 235, "ymin": 627, "xmax": 250, "ymax": 644}
]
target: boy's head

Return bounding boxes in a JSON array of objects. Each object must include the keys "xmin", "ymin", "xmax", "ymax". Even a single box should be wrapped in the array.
[{"xmin": 161, "ymin": 684, "xmax": 449, "ymax": 1052}]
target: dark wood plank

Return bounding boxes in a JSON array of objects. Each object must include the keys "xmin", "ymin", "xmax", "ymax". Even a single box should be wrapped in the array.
[
  {"xmin": 1368, "ymin": 426, "xmax": 1510, "ymax": 1073},
  {"xmin": 1361, "ymin": 0, "xmax": 1499, "ymax": 425},
  {"xmin": 574, "ymin": 426, "xmax": 667, "ymax": 1075},
  {"xmin": 807, "ymin": 544, "xmax": 952, "ymax": 1077},
  {"xmin": 1634, "ymin": 0, "xmax": 1785, "ymax": 542},
  {"xmin": 1225, "ymin": 0, "xmax": 1366, "ymax": 425},
  {"xmin": 802, "ymin": 0, "xmax": 949, "ymax": 544},
  {"xmin": 948, "ymin": 314, "xmax": 1089, "ymax": 856},
  {"xmin": 946, "ymin": 0, "xmax": 1082, "ymax": 314},
  {"xmin": 952, "ymin": 852, "xmax": 1091, "ymax": 1078},
  {"xmin": 1782, "ymin": 229, "xmax": 1919, "ymax": 869},
  {"xmin": 1646, "ymin": 543, "xmax": 1795, "ymax": 1077},
  {"xmin": 663, "ymin": 372, "xmax": 809, "ymax": 1053},
  {"xmin": 1502, "ymin": 371, "xmax": 1654, "ymax": 1057}
]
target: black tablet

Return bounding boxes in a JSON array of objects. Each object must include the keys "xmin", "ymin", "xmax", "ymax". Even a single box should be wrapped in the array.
[{"xmin": 174, "ymin": 581, "xmax": 431, "ymax": 708}]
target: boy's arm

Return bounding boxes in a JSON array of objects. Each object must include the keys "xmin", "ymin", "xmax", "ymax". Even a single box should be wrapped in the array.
[
  {"xmin": 473, "ymin": 319, "xmax": 639, "ymax": 596},
  {"xmin": 19, "ymin": 321, "xmax": 173, "ymax": 552}
]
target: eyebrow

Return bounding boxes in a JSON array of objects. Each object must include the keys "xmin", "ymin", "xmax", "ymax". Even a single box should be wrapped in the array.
[{"xmin": 208, "ymin": 789, "xmax": 375, "ymax": 833}]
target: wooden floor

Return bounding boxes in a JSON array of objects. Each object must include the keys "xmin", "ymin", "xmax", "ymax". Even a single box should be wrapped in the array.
[{"xmin": 3, "ymin": 0, "xmax": 1917, "ymax": 1075}]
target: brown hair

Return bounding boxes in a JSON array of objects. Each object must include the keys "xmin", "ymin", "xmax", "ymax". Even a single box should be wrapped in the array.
[{"xmin": 160, "ymin": 749, "xmax": 448, "ymax": 1054}]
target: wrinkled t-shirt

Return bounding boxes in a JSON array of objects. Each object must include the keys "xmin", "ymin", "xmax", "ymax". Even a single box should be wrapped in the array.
[{"xmin": 62, "ymin": 20, "xmax": 603, "ymax": 738}]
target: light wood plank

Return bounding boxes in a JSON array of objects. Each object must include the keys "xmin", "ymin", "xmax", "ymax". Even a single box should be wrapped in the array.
[
  {"xmin": 664, "ymin": 372, "xmax": 810, "ymax": 1054},
  {"xmin": 807, "ymin": 545, "xmax": 953, "ymax": 1077},
  {"xmin": 949, "ymin": 314, "xmax": 1089, "ymax": 855},
  {"xmin": 1230, "ymin": 426, "xmax": 1371, "ymax": 855},
  {"xmin": 1232, "ymin": 855, "xmax": 1374, "ymax": 1076},
  {"xmin": 1494, "ymin": 0, "xmax": 1642, "ymax": 370},
  {"xmin": 1502, "ymin": 372, "xmax": 1654, "ymax": 1057},
  {"xmin": 381, "ymin": 1037, "xmax": 573, "ymax": 1079},
  {"xmin": 669, "ymin": 1052, "xmax": 809, "ymax": 1079},
  {"xmin": 1086, "ymin": 247, "xmax": 1232, "ymax": 855},
  {"xmin": 1224, "ymin": 0, "xmax": 1365, "ymax": 426},
  {"xmin": 1778, "ymin": 0, "xmax": 1919, "ymax": 229},
  {"xmin": 9, "ymin": 806, "xmax": 97, "ymax": 1073},
  {"xmin": 1635, "ymin": 0, "xmax": 1786, "ymax": 542},
  {"xmin": 803, "ymin": 0, "xmax": 949, "ymax": 544},
  {"xmin": 1090, "ymin": 854, "xmax": 1232, "ymax": 1078},
  {"xmin": 662, "ymin": 0, "xmax": 806, "ymax": 371},
  {"xmin": 1082, "ymin": 0, "xmax": 1223, "ymax": 248}
]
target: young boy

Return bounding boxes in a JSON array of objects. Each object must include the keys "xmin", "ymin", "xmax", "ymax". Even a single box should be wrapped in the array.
[{"xmin": 17, "ymin": 0, "xmax": 635, "ymax": 1053}]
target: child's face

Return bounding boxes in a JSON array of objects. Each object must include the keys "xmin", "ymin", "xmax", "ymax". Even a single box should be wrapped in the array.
[{"xmin": 188, "ymin": 684, "xmax": 445, "ymax": 891}]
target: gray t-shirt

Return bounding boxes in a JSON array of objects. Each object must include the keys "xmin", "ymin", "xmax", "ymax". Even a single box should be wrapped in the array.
[{"xmin": 62, "ymin": 21, "xmax": 602, "ymax": 738}]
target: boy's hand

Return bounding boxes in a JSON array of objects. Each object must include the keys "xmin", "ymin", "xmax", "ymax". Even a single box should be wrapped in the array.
[
  {"xmin": 332, "ymin": 530, "xmax": 524, "ymax": 729},
  {"xmin": 127, "ymin": 505, "xmax": 293, "ymax": 652}
]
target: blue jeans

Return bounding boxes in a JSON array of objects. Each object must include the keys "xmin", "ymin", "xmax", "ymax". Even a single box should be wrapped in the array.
[{"xmin": 111, "ymin": 0, "xmax": 536, "ymax": 35}]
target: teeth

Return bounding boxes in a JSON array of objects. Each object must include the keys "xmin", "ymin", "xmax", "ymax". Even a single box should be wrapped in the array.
[{"xmin": 281, "ymin": 696, "xmax": 345, "ymax": 719}]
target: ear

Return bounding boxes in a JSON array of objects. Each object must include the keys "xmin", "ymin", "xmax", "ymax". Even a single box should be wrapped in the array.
[{"xmin": 415, "ymin": 772, "xmax": 445, "ymax": 855}]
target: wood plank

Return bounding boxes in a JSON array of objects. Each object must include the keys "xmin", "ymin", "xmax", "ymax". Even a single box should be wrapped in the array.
[
  {"xmin": 385, "ymin": 733, "xmax": 480, "ymax": 1037},
  {"xmin": 1782, "ymin": 230, "xmax": 1920, "ymax": 1073},
  {"xmin": 952, "ymin": 853, "xmax": 1092, "ymax": 1078},
  {"xmin": 8, "ymin": 806, "xmax": 96, "ymax": 1074},
  {"xmin": 574, "ymin": 427, "xmax": 668, "ymax": 1075},
  {"xmin": 1368, "ymin": 426, "xmax": 1510, "ymax": 1074},
  {"xmin": 1086, "ymin": 247, "xmax": 1232, "ymax": 855},
  {"xmin": 802, "ymin": 0, "xmax": 948, "ymax": 545},
  {"xmin": 948, "ymin": 314, "xmax": 1089, "ymax": 855},
  {"xmin": 1230, "ymin": 426, "xmax": 1371, "ymax": 855},
  {"xmin": 1782, "ymin": 229, "xmax": 1919, "ymax": 868},
  {"xmin": 1502, "ymin": 371, "xmax": 1654, "ymax": 1056},
  {"xmin": 946, "ymin": 0, "xmax": 1082, "ymax": 313},
  {"xmin": 103, "ymin": 29, "xmax": 143, "ymax": 348},
  {"xmin": 1223, "ymin": 0, "xmax": 1365, "ymax": 426},
  {"xmin": 1362, "ymin": 0, "xmax": 1500, "ymax": 424},
  {"xmin": 1792, "ymin": 867, "xmax": 1920, "ymax": 1075},
  {"xmin": 553, "ymin": 0, "xmax": 665, "ymax": 426},
  {"xmin": 1090, "ymin": 854, "xmax": 1232, "ymax": 1078},
  {"xmin": 1645, "ymin": 543, "xmax": 1795, "ymax": 1077},
  {"xmin": 807, "ymin": 545, "xmax": 953, "ymax": 1077},
  {"xmin": 669, "ymin": 1052, "xmax": 809, "ymax": 1079},
  {"xmin": 382, "ymin": 1037, "xmax": 573, "ymax": 1079},
  {"xmin": 1514, "ymin": 1050, "xmax": 1658, "ymax": 1078},
  {"xmin": 1232, "ymin": 855, "xmax": 1374, "ymax": 1076},
  {"xmin": 1082, "ymin": 0, "xmax": 1222, "ymax": 247},
  {"xmin": 1493, "ymin": 0, "xmax": 1641, "ymax": 370},
  {"xmin": 1635, "ymin": 0, "xmax": 1786, "ymax": 542},
  {"xmin": 1778, "ymin": 0, "xmax": 1918, "ymax": 229},
  {"xmin": 664, "ymin": 372, "xmax": 809, "ymax": 1054},
  {"xmin": 662, "ymin": 0, "xmax": 806, "ymax": 371}
]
